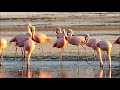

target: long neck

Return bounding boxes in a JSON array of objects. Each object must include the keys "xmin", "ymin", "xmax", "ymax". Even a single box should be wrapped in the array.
[
  {"xmin": 32, "ymin": 29, "xmax": 35, "ymax": 40},
  {"xmin": 85, "ymin": 35, "xmax": 89, "ymax": 44},
  {"xmin": 63, "ymin": 29, "xmax": 67, "ymax": 36}
]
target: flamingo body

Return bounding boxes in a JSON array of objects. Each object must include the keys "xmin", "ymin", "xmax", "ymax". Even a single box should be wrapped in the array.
[
  {"xmin": 24, "ymin": 39, "xmax": 35, "ymax": 68},
  {"xmin": 97, "ymin": 40, "xmax": 112, "ymax": 68},
  {"xmin": 0, "ymin": 39, "xmax": 7, "ymax": 54},
  {"xmin": 0, "ymin": 39, "xmax": 7, "ymax": 66}
]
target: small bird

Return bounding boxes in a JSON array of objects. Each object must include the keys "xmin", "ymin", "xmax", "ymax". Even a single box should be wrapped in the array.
[
  {"xmin": 24, "ymin": 36, "xmax": 35, "ymax": 69},
  {"xmin": 66, "ymin": 29, "xmax": 87, "ymax": 59},
  {"xmin": 0, "ymin": 39, "xmax": 7, "ymax": 66},
  {"xmin": 29, "ymin": 25, "xmax": 51, "ymax": 57},
  {"xmin": 53, "ymin": 36, "xmax": 67, "ymax": 60},
  {"xmin": 97, "ymin": 40, "xmax": 112, "ymax": 68}
]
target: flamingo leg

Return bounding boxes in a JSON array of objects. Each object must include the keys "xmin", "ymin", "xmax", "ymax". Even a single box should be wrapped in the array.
[
  {"xmin": 103, "ymin": 52, "xmax": 106, "ymax": 62},
  {"xmin": 97, "ymin": 49, "xmax": 103, "ymax": 67},
  {"xmin": 60, "ymin": 48, "xmax": 63, "ymax": 61},
  {"xmin": 107, "ymin": 52, "xmax": 111, "ymax": 68},
  {"xmin": 109, "ymin": 67, "xmax": 111, "ymax": 78},
  {"xmin": 93, "ymin": 50, "xmax": 97, "ymax": 61},
  {"xmin": 21, "ymin": 48, "xmax": 24, "ymax": 60},
  {"xmin": 77, "ymin": 46, "xmax": 80, "ymax": 60},
  {"xmin": 80, "ymin": 45, "xmax": 87, "ymax": 57},
  {"xmin": 23, "ymin": 49, "xmax": 26, "ymax": 61},
  {"xmin": 0, "ymin": 49, "xmax": 3, "ymax": 66},
  {"xmin": 40, "ymin": 44, "xmax": 44, "ymax": 58},
  {"xmin": 14, "ymin": 47, "xmax": 17, "ymax": 60},
  {"xmin": 27, "ymin": 52, "xmax": 31, "ymax": 70}
]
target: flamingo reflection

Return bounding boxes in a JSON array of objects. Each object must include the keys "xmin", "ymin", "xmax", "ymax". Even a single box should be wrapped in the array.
[
  {"xmin": 39, "ymin": 68, "xmax": 52, "ymax": 78},
  {"xmin": 95, "ymin": 67, "xmax": 111, "ymax": 78}
]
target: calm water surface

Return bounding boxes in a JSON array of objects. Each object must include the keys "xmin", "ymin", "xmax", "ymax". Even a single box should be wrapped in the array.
[{"xmin": 0, "ymin": 60, "xmax": 120, "ymax": 78}]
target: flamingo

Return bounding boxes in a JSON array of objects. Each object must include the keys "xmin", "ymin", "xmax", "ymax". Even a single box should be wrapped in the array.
[
  {"xmin": 30, "ymin": 26, "xmax": 51, "ymax": 57},
  {"xmin": 10, "ymin": 28, "xmax": 32, "ymax": 60},
  {"xmin": 113, "ymin": 37, "xmax": 120, "ymax": 55},
  {"xmin": 53, "ymin": 36, "xmax": 67, "ymax": 60},
  {"xmin": 85, "ymin": 34, "xmax": 104, "ymax": 64},
  {"xmin": 66, "ymin": 29, "xmax": 87, "ymax": 59},
  {"xmin": 0, "ymin": 39, "xmax": 7, "ymax": 66},
  {"xmin": 97, "ymin": 40, "xmax": 112, "ymax": 68},
  {"xmin": 24, "ymin": 36, "xmax": 35, "ymax": 69}
]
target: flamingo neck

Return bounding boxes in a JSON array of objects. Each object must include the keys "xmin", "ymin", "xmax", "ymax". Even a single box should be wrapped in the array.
[
  {"xmin": 32, "ymin": 29, "xmax": 35, "ymax": 41},
  {"xmin": 63, "ymin": 29, "xmax": 67, "ymax": 36}
]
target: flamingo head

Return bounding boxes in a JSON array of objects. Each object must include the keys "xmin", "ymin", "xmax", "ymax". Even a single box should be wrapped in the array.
[
  {"xmin": 56, "ymin": 27, "xmax": 61, "ymax": 34},
  {"xmin": 84, "ymin": 34, "xmax": 90, "ymax": 41},
  {"xmin": 30, "ymin": 26, "xmax": 35, "ymax": 34},
  {"xmin": 67, "ymin": 29, "xmax": 73, "ymax": 37},
  {"xmin": 28, "ymin": 23, "xmax": 33, "ymax": 28}
]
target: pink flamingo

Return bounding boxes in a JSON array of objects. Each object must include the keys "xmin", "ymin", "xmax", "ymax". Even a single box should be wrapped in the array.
[
  {"xmin": 85, "ymin": 34, "xmax": 102, "ymax": 61},
  {"xmin": 53, "ymin": 36, "xmax": 67, "ymax": 60},
  {"xmin": 24, "ymin": 36, "xmax": 35, "ymax": 69},
  {"xmin": 30, "ymin": 26, "xmax": 51, "ymax": 57},
  {"xmin": 10, "ymin": 28, "xmax": 32, "ymax": 60},
  {"xmin": 113, "ymin": 37, "xmax": 120, "ymax": 55},
  {"xmin": 97, "ymin": 40, "xmax": 112, "ymax": 68},
  {"xmin": 66, "ymin": 29, "xmax": 87, "ymax": 59},
  {"xmin": 0, "ymin": 39, "xmax": 7, "ymax": 66}
]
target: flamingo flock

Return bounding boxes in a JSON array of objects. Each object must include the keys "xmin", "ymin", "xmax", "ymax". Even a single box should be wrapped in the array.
[{"xmin": 0, "ymin": 23, "xmax": 120, "ymax": 69}]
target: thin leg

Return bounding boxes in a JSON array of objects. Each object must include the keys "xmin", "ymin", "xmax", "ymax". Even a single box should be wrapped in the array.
[
  {"xmin": 21, "ymin": 48, "xmax": 24, "ymax": 60},
  {"xmin": 23, "ymin": 49, "xmax": 26, "ymax": 61},
  {"xmin": 0, "ymin": 49, "xmax": 3, "ymax": 66},
  {"xmin": 103, "ymin": 52, "xmax": 106, "ymax": 62},
  {"xmin": 14, "ymin": 47, "xmax": 17, "ymax": 60},
  {"xmin": 80, "ymin": 45, "xmax": 86, "ymax": 57},
  {"xmin": 27, "ymin": 52, "xmax": 31, "ymax": 70},
  {"xmin": 77, "ymin": 46, "xmax": 80, "ymax": 60},
  {"xmin": 40, "ymin": 44, "xmax": 44, "ymax": 58},
  {"xmin": 109, "ymin": 67, "xmax": 111, "ymax": 78},
  {"xmin": 60, "ymin": 48, "xmax": 63, "ymax": 60},
  {"xmin": 93, "ymin": 50, "xmax": 97, "ymax": 61}
]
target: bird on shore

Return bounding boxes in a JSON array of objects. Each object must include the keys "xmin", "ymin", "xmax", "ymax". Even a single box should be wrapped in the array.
[
  {"xmin": 24, "ymin": 36, "xmax": 35, "ymax": 69},
  {"xmin": 66, "ymin": 29, "xmax": 87, "ymax": 59},
  {"xmin": 0, "ymin": 39, "xmax": 7, "ymax": 66},
  {"xmin": 29, "ymin": 25, "xmax": 52, "ymax": 58},
  {"xmin": 97, "ymin": 40, "xmax": 112, "ymax": 68},
  {"xmin": 85, "ymin": 34, "xmax": 102, "ymax": 61},
  {"xmin": 10, "ymin": 28, "xmax": 32, "ymax": 61},
  {"xmin": 53, "ymin": 36, "xmax": 67, "ymax": 60}
]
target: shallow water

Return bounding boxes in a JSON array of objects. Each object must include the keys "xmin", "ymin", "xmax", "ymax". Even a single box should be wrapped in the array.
[{"xmin": 0, "ymin": 60, "xmax": 120, "ymax": 78}]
